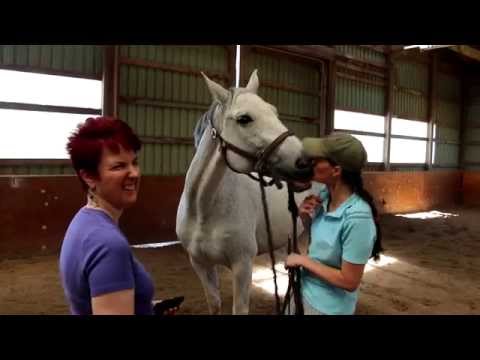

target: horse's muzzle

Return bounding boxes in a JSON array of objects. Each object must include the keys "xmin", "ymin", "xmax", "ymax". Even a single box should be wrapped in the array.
[{"xmin": 270, "ymin": 165, "xmax": 313, "ymax": 183}]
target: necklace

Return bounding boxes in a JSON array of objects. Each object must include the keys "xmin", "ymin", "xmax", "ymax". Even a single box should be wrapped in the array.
[{"xmin": 85, "ymin": 189, "xmax": 121, "ymax": 223}]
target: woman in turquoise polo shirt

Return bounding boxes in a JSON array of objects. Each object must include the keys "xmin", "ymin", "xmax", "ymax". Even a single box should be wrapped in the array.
[{"xmin": 285, "ymin": 133, "xmax": 383, "ymax": 315}]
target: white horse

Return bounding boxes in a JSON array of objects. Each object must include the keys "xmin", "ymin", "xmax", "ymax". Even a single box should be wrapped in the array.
[{"xmin": 176, "ymin": 70, "xmax": 312, "ymax": 314}]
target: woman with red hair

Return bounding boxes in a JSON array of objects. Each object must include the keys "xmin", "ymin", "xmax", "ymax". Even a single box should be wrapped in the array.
[{"xmin": 59, "ymin": 117, "xmax": 179, "ymax": 315}]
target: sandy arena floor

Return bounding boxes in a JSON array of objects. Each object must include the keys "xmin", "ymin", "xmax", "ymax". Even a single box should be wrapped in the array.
[{"xmin": 1, "ymin": 206, "xmax": 479, "ymax": 315}]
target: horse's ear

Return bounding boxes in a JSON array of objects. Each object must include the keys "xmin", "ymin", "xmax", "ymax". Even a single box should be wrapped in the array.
[
  {"xmin": 201, "ymin": 72, "xmax": 229, "ymax": 104},
  {"xmin": 245, "ymin": 69, "xmax": 259, "ymax": 94}
]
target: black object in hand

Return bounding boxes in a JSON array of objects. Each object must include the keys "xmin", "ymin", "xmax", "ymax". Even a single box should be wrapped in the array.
[{"xmin": 153, "ymin": 296, "xmax": 185, "ymax": 315}]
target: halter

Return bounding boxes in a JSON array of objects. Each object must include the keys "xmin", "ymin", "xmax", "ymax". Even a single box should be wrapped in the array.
[{"xmin": 208, "ymin": 108, "xmax": 294, "ymax": 186}]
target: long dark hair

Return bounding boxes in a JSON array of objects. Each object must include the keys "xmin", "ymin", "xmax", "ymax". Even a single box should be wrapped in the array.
[{"xmin": 326, "ymin": 159, "xmax": 383, "ymax": 261}]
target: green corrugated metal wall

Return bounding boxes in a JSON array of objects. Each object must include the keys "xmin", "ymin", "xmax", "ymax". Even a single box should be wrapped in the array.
[
  {"xmin": 435, "ymin": 71, "xmax": 462, "ymax": 167},
  {"xmin": 0, "ymin": 45, "xmax": 103, "ymax": 78},
  {"xmin": 335, "ymin": 77, "xmax": 385, "ymax": 115},
  {"xmin": 438, "ymin": 72, "xmax": 461, "ymax": 99},
  {"xmin": 335, "ymin": 46, "xmax": 386, "ymax": 115},
  {"xmin": 0, "ymin": 165, "xmax": 74, "ymax": 175},
  {"xmin": 335, "ymin": 48, "xmax": 464, "ymax": 170},
  {"xmin": 118, "ymin": 46, "xmax": 232, "ymax": 175},
  {"xmin": 241, "ymin": 49, "xmax": 322, "ymax": 140},
  {"xmin": 118, "ymin": 105, "xmax": 201, "ymax": 176},
  {"xmin": 1, "ymin": 45, "xmax": 474, "ymax": 175},
  {"xmin": 0, "ymin": 45, "xmax": 103, "ymax": 175},
  {"xmin": 335, "ymin": 51, "xmax": 430, "ymax": 121},
  {"xmin": 393, "ymin": 60, "xmax": 429, "ymax": 121},
  {"xmin": 434, "ymin": 143, "xmax": 459, "ymax": 166},
  {"xmin": 335, "ymin": 46, "xmax": 386, "ymax": 65}
]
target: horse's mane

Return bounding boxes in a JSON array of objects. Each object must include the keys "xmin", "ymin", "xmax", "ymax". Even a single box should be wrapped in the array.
[{"xmin": 193, "ymin": 102, "xmax": 218, "ymax": 148}]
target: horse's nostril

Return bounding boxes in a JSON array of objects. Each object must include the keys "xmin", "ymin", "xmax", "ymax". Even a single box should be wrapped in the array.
[{"xmin": 295, "ymin": 157, "xmax": 311, "ymax": 170}]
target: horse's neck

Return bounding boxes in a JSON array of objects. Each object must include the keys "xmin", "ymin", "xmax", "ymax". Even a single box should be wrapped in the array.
[{"xmin": 184, "ymin": 124, "xmax": 229, "ymax": 219}]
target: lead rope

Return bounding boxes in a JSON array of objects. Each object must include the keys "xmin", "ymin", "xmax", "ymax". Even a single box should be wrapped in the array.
[
  {"xmin": 281, "ymin": 184, "xmax": 304, "ymax": 315},
  {"xmin": 259, "ymin": 176, "xmax": 306, "ymax": 315},
  {"xmin": 259, "ymin": 175, "xmax": 282, "ymax": 315}
]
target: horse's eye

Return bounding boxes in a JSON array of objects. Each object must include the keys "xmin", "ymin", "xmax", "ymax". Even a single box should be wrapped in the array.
[{"xmin": 237, "ymin": 115, "xmax": 253, "ymax": 125}]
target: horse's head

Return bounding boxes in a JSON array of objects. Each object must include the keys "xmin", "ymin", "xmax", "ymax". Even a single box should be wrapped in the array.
[{"xmin": 202, "ymin": 70, "xmax": 313, "ymax": 183}]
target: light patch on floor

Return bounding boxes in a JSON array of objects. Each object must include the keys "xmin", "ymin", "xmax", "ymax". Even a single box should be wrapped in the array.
[
  {"xmin": 252, "ymin": 254, "xmax": 399, "ymax": 295},
  {"xmin": 131, "ymin": 241, "xmax": 180, "ymax": 249},
  {"xmin": 365, "ymin": 254, "xmax": 398, "ymax": 272},
  {"xmin": 252, "ymin": 263, "xmax": 290, "ymax": 296},
  {"xmin": 395, "ymin": 210, "xmax": 459, "ymax": 220}
]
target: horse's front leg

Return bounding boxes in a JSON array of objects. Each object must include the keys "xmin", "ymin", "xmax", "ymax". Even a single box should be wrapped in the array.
[
  {"xmin": 231, "ymin": 256, "xmax": 254, "ymax": 315},
  {"xmin": 190, "ymin": 256, "xmax": 222, "ymax": 315}
]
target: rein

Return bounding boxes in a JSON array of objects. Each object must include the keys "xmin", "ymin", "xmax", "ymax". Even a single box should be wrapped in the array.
[
  {"xmin": 282, "ymin": 184, "xmax": 304, "ymax": 315},
  {"xmin": 258, "ymin": 179, "xmax": 304, "ymax": 315}
]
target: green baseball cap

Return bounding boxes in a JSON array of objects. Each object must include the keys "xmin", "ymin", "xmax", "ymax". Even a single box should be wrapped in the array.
[{"xmin": 302, "ymin": 133, "xmax": 367, "ymax": 172}]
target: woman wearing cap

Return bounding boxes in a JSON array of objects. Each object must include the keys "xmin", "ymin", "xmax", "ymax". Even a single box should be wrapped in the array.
[{"xmin": 285, "ymin": 132, "xmax": 383, "ymax": 315}]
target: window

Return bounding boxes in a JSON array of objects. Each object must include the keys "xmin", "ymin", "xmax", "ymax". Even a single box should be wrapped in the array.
[
  {"xmin": 350, "ymin": 134, "xmax": 384, "ymax": 163},
  {"xmin": 391, "ymin": 117, "xmax": 428, "ymax": 137},
  {"xmin": 432, "ymin": 124, "xmax": 439, "ymax": 165},
  {"xmin": 390, "ymin": 117, "xmax": 428, "ymax": 164},
  {"xmin": 334, "ymin": 110, "xmax": 384, "ymax": 163},
  {"xmin": 432, "ymin": 141, "xmax": 436, "ymax": 164},
  {"xmin": 390, "ymin": 138, "xmax": 427, "ymax": 164},
  {"xmin": 0, "ymin": 69, "xmax": 102, "ymax": 159},
  {"xmin": 0, "ymin": 110, "xmax": 95, "ymax": 159},
  {"xmin": 334, "ymin": 110, "xmax": 384, "ymax": 134}
]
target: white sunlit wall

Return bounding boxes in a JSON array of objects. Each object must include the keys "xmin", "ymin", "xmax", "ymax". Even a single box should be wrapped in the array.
[
  {"xmin": 0, "ymin": 69, "xmax": 102, "ymax": 160},
  {"xmin": 0, "ymin": 110, "xmax": 97, "ymax": 159}
]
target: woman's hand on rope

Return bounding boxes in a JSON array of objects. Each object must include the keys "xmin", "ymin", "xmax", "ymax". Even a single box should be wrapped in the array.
[
  {"xmin": 285, "ymin": 254, "xmax": 306, "ymax": 269},
  {"xmin": 299, "ymin": 195, "xmax": 322, "ymax": 222}
]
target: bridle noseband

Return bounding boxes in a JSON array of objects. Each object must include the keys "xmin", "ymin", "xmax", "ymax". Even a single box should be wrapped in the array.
[{"xmin": 208, "ymin": 110, "xmax": 293, "ymax": 184}]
